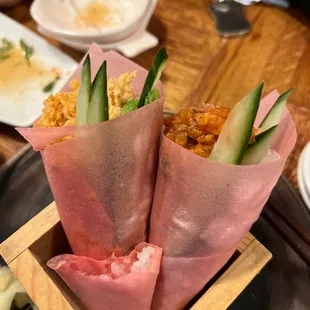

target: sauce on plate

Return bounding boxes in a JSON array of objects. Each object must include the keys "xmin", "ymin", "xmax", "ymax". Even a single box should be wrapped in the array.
[
  {"xmin": 76, "ymin": 2, "xmax": 121, "ymax": 28},
  {"xmin": 0, "ymin": 44, "xmax": 58, "ymax": 94}
]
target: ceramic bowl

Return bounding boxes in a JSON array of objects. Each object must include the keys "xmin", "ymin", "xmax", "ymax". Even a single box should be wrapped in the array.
[
  {"xmin": 38, "ymin": 24, "xmax": 158, "ymax": 58},
  {"xmin": 30, "ymin": 0, "xmax": 151, "ymax": 43}
]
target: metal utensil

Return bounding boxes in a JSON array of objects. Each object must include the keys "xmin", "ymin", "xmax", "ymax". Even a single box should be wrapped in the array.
[
  {"xmin": 234, "ymin": 0, "xmax": 289, "ymax": 8},
  {"xmin": 209, "ymin": 1, "xmax": 251, "ymax": 37}
]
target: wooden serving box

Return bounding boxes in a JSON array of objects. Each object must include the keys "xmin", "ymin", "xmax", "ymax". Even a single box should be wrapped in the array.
[{"xmin": 0, "ymin": 202, "xmax": 272, "ymax": 310}]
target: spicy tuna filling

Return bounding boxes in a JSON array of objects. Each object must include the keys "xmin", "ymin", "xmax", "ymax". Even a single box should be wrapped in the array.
[{"xmin": 164, "ymin": 105, "xmax": 259, "ymax": 159}]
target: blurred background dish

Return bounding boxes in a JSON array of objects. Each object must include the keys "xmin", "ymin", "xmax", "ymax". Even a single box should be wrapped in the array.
[
  {"xmin": 0, "ymin": 13, "xmax": 77, "ymax": 127},
  {"xmin": 31, "ymin": 0, "xmax": 159, "ymax": 56},
  {"xmin": 37, "ymin": 25, "xmax": 158, "ymax": 58},
  {"xmin": 297, "ymin": 142, "xmax": 310, "ymax": 210},
  {"xmin": 31, "ymin": 0, "xmax": 153, "ymax": 43}
]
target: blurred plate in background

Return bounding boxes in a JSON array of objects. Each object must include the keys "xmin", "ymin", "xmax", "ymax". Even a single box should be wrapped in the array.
[
  {"xmin": 32, "ymin": 0, "xmax": 159, "ymax": 57},
  {"xmin": 297, "ymin": 142, "xmax": 310, "ymax": 210},
  {"xmin": 30, "ymin": 0, "xmax": 149, "ymax": 43},
  {"xmin": 38, "ymin": 25, "xmax": 158, "ymax": 58},
  {"xmin": 0, "ymin": 13, "xmax": 77, "ymax": 127}
]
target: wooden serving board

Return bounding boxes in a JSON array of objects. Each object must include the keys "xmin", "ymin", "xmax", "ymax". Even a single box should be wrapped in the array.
[{"xmin": 0, "ymin": 202, "xmax": 272, "ymax": 310}]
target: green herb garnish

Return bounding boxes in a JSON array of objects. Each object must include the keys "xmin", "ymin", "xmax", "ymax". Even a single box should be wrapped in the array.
[
  {"xmin": 120, "ymin": 89, "xmax": 161, "ymax": 115},
  {"xmin": 120, "ymin": 99, "xmax": 139, "ymax": 115},
  {"xmin": 0, "ymin": 54, "xmax": 10, "ymax": 62},
  {"xmin": 0, "ymin": 38, "xmax": 13, "ymax": 54},
  {"xmin": 20, "ymin": 39, "xmax": 34, "ymax": 66},
  {"xmin": 0, "ymin": 38, "xmax": 13, "ymax": 61},
  {"xmin": 145, "ymin": 89, "xmax": 160, "ymax": 105},
  {"xmin": 43, "ymin": 77, "xmax": 60, "ymax": 93}
]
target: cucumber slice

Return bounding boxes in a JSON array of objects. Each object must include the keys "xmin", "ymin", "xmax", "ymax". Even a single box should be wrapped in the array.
[
  {"xmin": 137, "ymin": 47, "xmax": 168, "ymax": 108},
  {"xmin": 120, "ymin": 99, "xmax": 139, "ymax": 115},
  {"xmin": 87, "ymin": 60, "xmax": 109, "ymax": 124},
  {"xmin": 259, "ymin": 88, "xmax": 293, "ymax": 132},
  {"xmin": 76, "ymin": 55, "xmax": 91, "ymax": 125},
  {"xmin": 241, "ymin": 125, "xmax": 278, "ymax": 165},
  {"xmin": 208, "ymin": 83, "xmax": 264, "ymax": 165}
]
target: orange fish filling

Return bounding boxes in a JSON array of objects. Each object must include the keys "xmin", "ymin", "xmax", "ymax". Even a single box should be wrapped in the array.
[
  {"xmin": 35, "ymin": 72, "xmax": 137, "ymax": 128},
  {"xmin": 164, "ymin": 105, "xmax": 258, "ymax": 159}
]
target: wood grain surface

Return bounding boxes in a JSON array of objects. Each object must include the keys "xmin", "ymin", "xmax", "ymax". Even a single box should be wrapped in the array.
[{"xmin": 1, "ymin": 0, "xmax": 310, "ymax": 189}]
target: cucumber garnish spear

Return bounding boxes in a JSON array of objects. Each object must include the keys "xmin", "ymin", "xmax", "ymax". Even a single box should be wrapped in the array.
[
  {"xmin": 77, "ymin": 48, "xmax": 168, "ymax": 122},
  {"xmin": 259, "ymin": 88, "xmax": 293, "ymax": 133},
  {"xmin": 241, "ymin": 125, "xmax": 278, "ymax": 165},
  {"xmin": 208, "ymin": 83, "xmax": 264, "ymax": 165},
  {"xmin": 76, "ymin": 55, "xmax": 91, "ymax": 125},
  {"xmin": 87, "ymin": 61, "xmax": 109, "ymax": 124},
  {"xmin": 120, "ymin": 48, "xmax": 167, "ymax": 115},
  {"xmin": 241, "ymin": 88, "xmax": 293, "ymax": 165},
  {"xmin": 137, "ymin": 47, "xmax": 168, "ymax": 109}
]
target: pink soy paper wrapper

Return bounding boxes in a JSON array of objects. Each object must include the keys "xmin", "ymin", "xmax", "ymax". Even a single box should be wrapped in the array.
[
  {"xmin": 149, "ymin": 91, "xmax": 297, "ymax": 310},
  {"xmin": 48, "ymin": 243, "xmax": 162, "ymax": 310},
  {"xmin": 17, "ymin": 44, "xmax": 164, "ymax": 260}
]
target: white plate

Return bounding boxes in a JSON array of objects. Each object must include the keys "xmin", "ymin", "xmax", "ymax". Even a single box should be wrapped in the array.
[
  {"xmin": 38, "ymin": 25, "xmax": 158, "ymax": 58},
  {"xmin": 302, "ymin": 142, "xmax": 310, "ymax": 193},
  {"xmin": 297, "ymin": 143, "xmax": 310, "ymax": 210},
  {"xmin": 35, "ymin": 0, "xmax": 158, "ymax": 57},
  {"xmin": 0, "ymin": 13, "xmax": 77, "ymax": 127}
]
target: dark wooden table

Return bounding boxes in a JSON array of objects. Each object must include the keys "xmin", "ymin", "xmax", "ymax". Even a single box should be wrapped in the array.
[{"xmin": 1, "ymin": 0, "xmax": 310, "ymax": 190}]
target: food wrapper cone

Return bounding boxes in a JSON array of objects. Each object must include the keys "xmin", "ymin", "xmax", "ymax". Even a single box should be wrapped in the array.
[
  {"xmin": 48, "ymin": 243, "xmax": 162, "ymax": 310},
  {"xmin": 149, "ymin": 91, "xmax": 296, "ymax": 309},
  {"xmin": 17, "ymin": 44, "xmax": 164, "ymax": 260}
]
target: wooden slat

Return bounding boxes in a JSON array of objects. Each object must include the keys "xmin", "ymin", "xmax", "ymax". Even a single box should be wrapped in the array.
[
  {"xmin": 0, "ymin": 202, "xmax": 59, "ymax": 264},
  {"xmin": 237, "ymin": 233, "xmax": 255, "ymax": 253},
  {"xmin": 9, "ymin": 249, "xmax": 83, "ymax": 310},
  {"xmin": 191, "ymin": 239, "xmax": 272, "ymax": 310}
]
